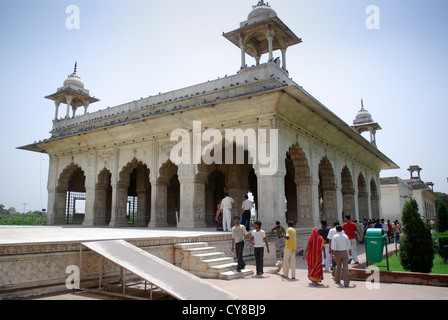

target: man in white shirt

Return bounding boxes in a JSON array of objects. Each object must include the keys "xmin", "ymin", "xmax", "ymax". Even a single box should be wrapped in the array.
[
  {"xmin": 231, "ymin": 216, "xmax": 253, "ymax": 272},
  {"xmin": 381, "ymin": 219, "xmax": 389, "ymax": 235},
  {"xmin": 327, "ymin": 221, "xmax": 339, "ymax": 274},
  {"xmin": 251, "ymin": 221, "xmax": 270, "ymax": 275},
  {"xmin": 331, "ymin": 225, "xmax": 352, "ymax": 287},
  {"xmin": 221, "ymin": 193, "xmax": 234, "ymax": 231}
]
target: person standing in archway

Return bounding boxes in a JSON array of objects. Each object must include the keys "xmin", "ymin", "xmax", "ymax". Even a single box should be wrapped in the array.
[
  {"xmin": 221, "ymin": 193, "xmax": 234, "ymax": 232},
  {"xmin": 241, "ymin": 195, "xmax": 254, "ymax": 231},
  {"xmin": 215, "ymin": 202, "xmax": 223, "ymax": 231}
]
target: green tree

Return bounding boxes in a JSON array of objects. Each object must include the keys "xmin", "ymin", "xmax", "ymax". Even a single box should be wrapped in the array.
[
  {"xmin": 436, "ymin": 192, "xmax": 448, "ymax": 207},
  {"xmin": 399, "ymin": 198, "xmax": 434, "ymax": 273},
  {"xmin": 437, "ymin": 201, "xmax": 448, "ymax": 233}
]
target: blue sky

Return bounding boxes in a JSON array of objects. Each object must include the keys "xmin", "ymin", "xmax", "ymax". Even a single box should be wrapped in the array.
[{"xmin": 0, "ymin": 0, "xmax": 447, "ymax": 212}]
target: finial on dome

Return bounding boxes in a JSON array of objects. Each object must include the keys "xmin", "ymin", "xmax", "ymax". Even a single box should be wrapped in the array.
[
  {"xmin": 74, "ymin": 61, "xmax": 78, "ymax": 74},
  {"xmin": 253, "ymin": 0, "xmax": 270, "ymax": 9},
  {"xmin": 360, "ymin": 98, "xmax": 365, "ymax": 111}
]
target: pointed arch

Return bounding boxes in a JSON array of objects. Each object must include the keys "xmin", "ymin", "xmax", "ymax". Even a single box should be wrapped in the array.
[
  {"xmin": 285, "ymin": 143, "xmax": 312, "ymax": 226},
  {"xmin": 94, "ymin": 168, "xmax": 112, "ymax": 225},
  {"xmin": 341, "ymin": 166, "xmax": 355, "ymax": 218},
  {"xmin": 357, "ymin": 173, "xmax": 368, "ymax": 219},
  {"xmin": 318, "ymin": 156, "xmax": 337, "ymax": 224},
  {"xmin": 110, "ymin": 157, "xmax": 151, "ymax": 227},
  {"xmin": 54, "ymin": 163, "xmax": 86, "ymax": 224},
  {"xmin": 370, "ymin": 178, "xmax": 380, "ymax": 220}
]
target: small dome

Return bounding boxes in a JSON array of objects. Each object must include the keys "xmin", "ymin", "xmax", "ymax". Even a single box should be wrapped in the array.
[
  {"xmin": 353, "ymin": 100, "xmax": 375, "ymax": 125},
  {"xmin": 248, "ymin": 1, "xmax": 277, "ymax": 21},
  {"xmin": 353, "ymin": 108, "xmax": 374, "ymax": 125},
  {"xmin": 64, "ymin": 73, "xmax": 85, "ymax": 88},
  {"xmin": 63, "ymin": 62, "xmax": 84, "ymax": 88}
]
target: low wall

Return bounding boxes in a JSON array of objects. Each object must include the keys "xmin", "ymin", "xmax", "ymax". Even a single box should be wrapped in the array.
[
  {"xmin": 0, "ymin": 228, "xmax": 309, "ymax": 299},
  {"xmin": 350, "ymin": 267, "xmax": 448, "ymax": 287}
]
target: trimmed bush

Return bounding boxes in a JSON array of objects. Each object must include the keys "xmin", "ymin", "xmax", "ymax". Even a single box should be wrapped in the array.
[
  {"xmin": 399, "ymin": 198, "xmax": 434, "ymax": 273},
  {"xmin": 437, "ymin": 201, "xmax": 448, "ymax": 233},
  {"xmin": 438, "ymin": 231, "xmax": 448, "ymax": 261}
]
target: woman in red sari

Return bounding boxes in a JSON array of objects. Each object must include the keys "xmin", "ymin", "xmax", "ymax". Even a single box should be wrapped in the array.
[{"xmin": 303, "ymin": 228, "xmax": 326, "ymax": 285}]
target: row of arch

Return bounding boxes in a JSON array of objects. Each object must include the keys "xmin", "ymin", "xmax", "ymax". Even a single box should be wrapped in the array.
[{"xmin": 50, "ymin": 143, "xmax": 381, "ymax": 228}]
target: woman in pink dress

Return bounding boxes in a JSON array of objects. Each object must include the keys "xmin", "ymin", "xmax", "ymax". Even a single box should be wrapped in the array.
[{"xmin": 215, "ymin": 202, "xmax": 223, "ymax": 231}]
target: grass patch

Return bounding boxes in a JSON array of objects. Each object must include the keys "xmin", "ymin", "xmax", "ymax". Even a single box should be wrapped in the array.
[{"xmin": 371, "ymin": 252, "xmax": 448, "ymax": 274}]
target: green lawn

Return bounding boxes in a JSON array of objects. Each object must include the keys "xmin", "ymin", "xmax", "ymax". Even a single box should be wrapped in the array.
[{"xmin": 371, "ymin": 252, "xmax": 448, "ymax": 274}]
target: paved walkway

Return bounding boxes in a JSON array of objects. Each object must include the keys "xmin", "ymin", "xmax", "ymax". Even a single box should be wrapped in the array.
[
  {"xmin": 206, "ymin": 243, "xmax": 448, "ymax": 300},
  {"xmin": 2, "ymin": 226, "xmax": 447, "ymax": 300}
]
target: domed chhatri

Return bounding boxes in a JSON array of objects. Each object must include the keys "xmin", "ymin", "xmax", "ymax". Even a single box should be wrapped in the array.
[
  {"xmin": 63, "ymin": 62, "xmax": 85, "ymax": 89},
  {"xmin": 45, "ymin": 62, "xmax": 99, "ymax": 120},
  {"xmin": 353, "ymin": 99, "xmax": 374, "ymax": 125},
  {"xmin": 223, "ymin": 0, "xmax": 302, "ymax": 71},
  {"xmin": 248, "ymin": 1, "xmax": 277, "ymax": 21},
  {"xmin": 351, "ymin": 99, "xmax": 382, "ymax": 148}
]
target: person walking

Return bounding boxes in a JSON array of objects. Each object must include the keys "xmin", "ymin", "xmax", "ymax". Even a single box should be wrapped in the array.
[
  {"xmin": 231, "ymin": 216, "xmax": 253, "ymax": 272},
  {"xmin": 251, "ymin": 221, "xmax": 270, "ymax": 275},
  {"xmin": 271, "ymin": 221, "xmax": 286, "ymax": 261},
  {"xmin": 221, "ymin": 193, "xmax": 234, "ymax": 232},
  {"xmin": 282, "ymin": 221, "xmax": 296, "ymax": 279},
  {"xmin": 303, "ymin": 228, "xmax": 326, "ymax": 285},
  {"xmin": 241, "ymin": 195, "xmax": 254, "ymax": 231},
  {"xmin": 387, "ymin": 220, "xmax": 393, "ymax": 243},
  {"xmin": 394, "ymin": 220, "xmax": 401, "ymax": 243},
  {"xmin": 318, "ymin": 220, "xmax": 331, "ymax": 272},
  {"xmin": 343, "ymin": 215, "xmax": 362, "ymax": 264},
  {"xmin": 327, "ymin": 221, "xmax": 340, "ymax": 275},
  {"xmin": 331, "ymin": 225, "xmax": 352, "ymax": 287}
]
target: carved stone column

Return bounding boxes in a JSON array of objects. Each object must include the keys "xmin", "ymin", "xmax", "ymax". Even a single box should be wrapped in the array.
[
  {"xmin": 92, "ymin": 184, "xmax": 108, "ymax": 226},
  {"xmin": 177, "ymin": 164, "xmax": 208, "ymax": 229},
  {"xmin": 323, "ymin": 189, "xmax": 337, "ymax": 226},
  {"xmin": 371, "ymin": 195, "xmax": 380, "ymax": 220},
  {"xmin": 342, "ymin": 190, "xmax": 356, "ymax": 219},
  {"xmin": 109, "ymin": 182, "xmax": 129, "ymax": 228},
  {"xmin": 53, "ymin": 188, "xmax": 67, "ymax": 225},
  {"xmin": 358, "ymin": 192, "xmax": 368, "ymax": 220},
  {"xmin": 148, "ymin": 180, "xmax": 169, "ymax": 228},
  {"xmin": 135, "ymin": 166, "xmax": 150, "ymax": 227},
  {"xmin": 82, "ymin": 185, "xmax": 96, "ymax": 226},
  {"xmin": 256, "ymin": 170, "xmax": 286, "ymax": 230},
  {"xmin": 296, "ymin": 180, "xmax": 314, "ymax": 228}
]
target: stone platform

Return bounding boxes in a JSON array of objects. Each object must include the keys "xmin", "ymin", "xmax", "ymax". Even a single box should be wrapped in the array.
[{"xmin": 0, "ymin": 226, "xmax": 310, "ymax": 299}]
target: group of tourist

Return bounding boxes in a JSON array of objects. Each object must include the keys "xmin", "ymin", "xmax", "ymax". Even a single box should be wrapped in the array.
[
  {"xmin": 215, "ymin": 193, "xmax": 402, "ymax": 287},
  {"xmin": 359, "ymin": 218, "xmax": 402, "ymax": 243},
  {"xmin": 292, "ymin": 216, "xmax": 360, "ymax": 287},
  {"xmin": 233, "ymin": 215, "xmax": 364, "ymax": 287},
  {"xmin": 215, "ymin": 193, "xmax": 254, "ymax": 232},
  {"xmin": 230, "ymin": 216, "xmax": 358, "ymax": 287}
]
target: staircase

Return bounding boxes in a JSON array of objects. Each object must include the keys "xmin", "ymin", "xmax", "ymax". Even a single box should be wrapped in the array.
[{"xmin": 174, "ymin": 242, "xmax": 253, "ymax": 280}]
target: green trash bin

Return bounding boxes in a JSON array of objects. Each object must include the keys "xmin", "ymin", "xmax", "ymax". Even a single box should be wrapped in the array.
[{"xmin": 365, "ymin": 228, "xmax": 385, "ymax": 263}]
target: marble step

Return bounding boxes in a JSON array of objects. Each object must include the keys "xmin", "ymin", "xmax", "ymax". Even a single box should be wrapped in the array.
[{"xmin": 219, "ymin": 269, "xmax": 254, "ymax": 280}]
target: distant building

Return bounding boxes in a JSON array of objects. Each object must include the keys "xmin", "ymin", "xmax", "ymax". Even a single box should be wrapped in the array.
[{"xmin": 381, "ymin": 165, "xmax": 440, "ymax": 223}]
